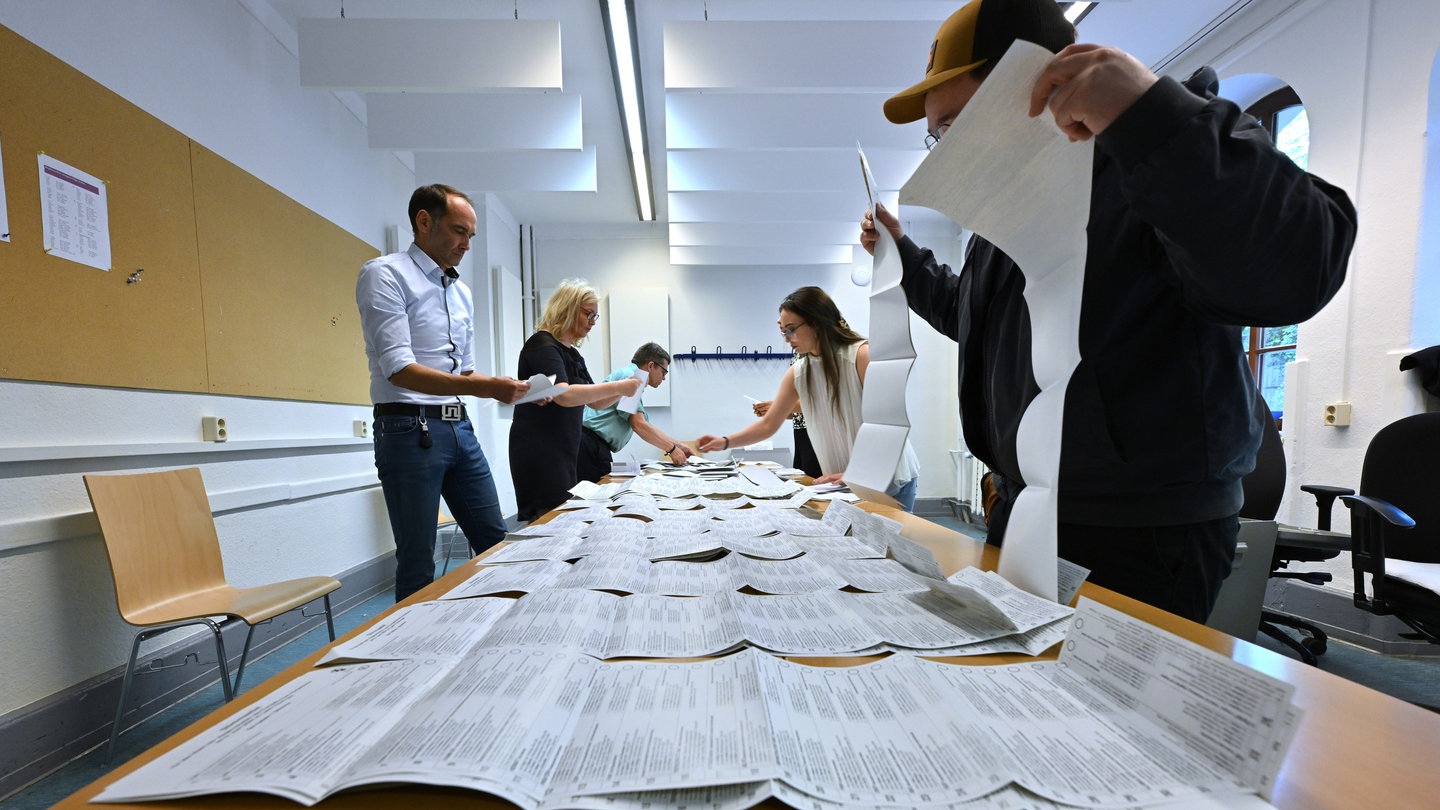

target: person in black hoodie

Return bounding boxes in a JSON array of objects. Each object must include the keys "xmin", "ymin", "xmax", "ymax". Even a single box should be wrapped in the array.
[{"xmin": 861, "ymin": 0, "xmax": 1357, "ymax": 622}]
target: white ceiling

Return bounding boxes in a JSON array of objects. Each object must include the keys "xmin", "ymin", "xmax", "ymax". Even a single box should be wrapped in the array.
[{"xmin": 259, "ymin": 0, "xmax": 1242, "ymax": 267}]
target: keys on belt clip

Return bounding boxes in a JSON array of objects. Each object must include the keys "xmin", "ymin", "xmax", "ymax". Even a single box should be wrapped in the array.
[{"xmin": 418, "ymin": 414, "xmax": 433, "ymax": 449}]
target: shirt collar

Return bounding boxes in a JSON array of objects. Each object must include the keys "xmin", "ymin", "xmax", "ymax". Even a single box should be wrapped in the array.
[{"xmin": 406, "ymin": 243, "xmax": 454, "ymax": 284}]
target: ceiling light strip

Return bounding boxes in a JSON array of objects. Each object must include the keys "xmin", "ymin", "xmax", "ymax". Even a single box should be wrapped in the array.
[{"xmin": 602, "ymin": 0, "xmax": 654, "ymax": 221}]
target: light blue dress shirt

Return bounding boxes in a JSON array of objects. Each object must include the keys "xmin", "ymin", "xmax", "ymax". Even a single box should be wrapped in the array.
[
  {"xmin": 582, "ymin": 364, "xmax": 646, "ymax": 452},
  {"xmin": 355, "ymin": 243, "xmax": 474, "ymax": 405}
]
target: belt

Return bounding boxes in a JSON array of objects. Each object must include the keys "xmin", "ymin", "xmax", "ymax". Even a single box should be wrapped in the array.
[{"xmin": 373, "ymin": 402, "xmax": 467, "ymax": 421}]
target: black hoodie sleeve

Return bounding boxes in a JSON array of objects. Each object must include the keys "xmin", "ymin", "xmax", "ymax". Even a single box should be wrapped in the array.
[{"xmin": 1097, "ymin": 73, "xmax": 1357, "ymax": 326}]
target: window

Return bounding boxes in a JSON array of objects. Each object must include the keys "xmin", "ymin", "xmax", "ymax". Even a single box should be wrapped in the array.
[
  {"xmin": 1242, "ymin": 87, "xmax": 1309, "ymax": 421},
  {"xmin": 1241, "ymin": 325, "xmax": 1297, "ymax": 421}
]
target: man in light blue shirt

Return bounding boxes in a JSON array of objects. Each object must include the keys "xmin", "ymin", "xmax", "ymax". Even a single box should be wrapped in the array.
[
  {"xmin": 356, "ymin": 184, "xmax": 528, "ymax": 601},
  {"xmin": 578, "ymin": 342, "xmax": 691, "ymax": 481}
]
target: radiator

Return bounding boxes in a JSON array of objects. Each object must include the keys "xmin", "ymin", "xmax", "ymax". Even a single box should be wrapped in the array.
[{"xmin": 950, "ymin": 450, "xmax": 991, "ymax": 519}]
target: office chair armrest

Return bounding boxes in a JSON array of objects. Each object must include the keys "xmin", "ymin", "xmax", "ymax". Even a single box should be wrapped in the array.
[
  {"xmin": 1301, "ymin": 484, "xmax": 1355, "ymax": 531},
  {"xmin": 1341, "ymin": 494, "xmax": 1415, "ymax": 529},
  {"xmin": 1341, "ymin": 494, "xmax": 1416, "ymax": 610}
]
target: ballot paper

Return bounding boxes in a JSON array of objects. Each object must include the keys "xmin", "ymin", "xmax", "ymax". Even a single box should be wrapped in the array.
[
  {"xmin": 899, "ymin": 42, "xmax": 1094, "ymax": 602},
  {"xmin": 443, "ymin": 578, "xmax": 1069, "ymax": 660},
  {"xmin": 317, "ymin": 597, "xmax": 517, "ymax": 665},
  {"xmin": 844, "ymin": 144, "xmax": 919, "ymax": 508},
  {"xmin": 851, "ymin": 142, "xmax": 880, "ymax": 286},
  {"xmin": 443, "ymin": 552, "xmax": 925, "ymax": 599},
  {"xmin": 98, "ymin": 600, "xmax": 1295, "ymax": 809},
  {"xmin": 514, "ymin": 373, "xmax": 560, "ymax": 405},
  {"xmin": 615, "ymin": 365, "xmax": 647, "ymax": 414}
]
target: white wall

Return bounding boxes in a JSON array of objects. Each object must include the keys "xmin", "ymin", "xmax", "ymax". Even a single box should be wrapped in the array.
[{"xmin": 0, "ymin": 0, "xmax": 413, "ymax": 718}]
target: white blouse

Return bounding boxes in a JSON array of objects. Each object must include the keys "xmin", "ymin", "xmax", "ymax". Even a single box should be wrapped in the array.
[{"xmin": 793, "ymin": 340, "xmax": 919, "ymax": 487}]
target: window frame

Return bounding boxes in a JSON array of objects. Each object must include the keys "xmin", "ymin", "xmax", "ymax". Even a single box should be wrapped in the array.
[{"xmin": 1242, "ymin": 86, "xmax": 1306, "ymax": 424}]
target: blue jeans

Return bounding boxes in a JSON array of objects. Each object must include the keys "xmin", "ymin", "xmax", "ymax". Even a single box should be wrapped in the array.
[
  {"xmin": 374, "ymin": 415, "xmax": 507, "ymax": 601},
  {"xmin": 887, "ymin": 478, "xmax": 919, "ymax": 513}
]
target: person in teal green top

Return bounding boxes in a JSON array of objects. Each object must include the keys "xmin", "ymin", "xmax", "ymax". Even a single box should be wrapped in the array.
[{"xmin": 578, "ymin": 342, "xmax": 692, "ymax": 481}]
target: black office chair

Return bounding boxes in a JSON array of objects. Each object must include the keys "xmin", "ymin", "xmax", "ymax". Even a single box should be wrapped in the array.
[
  {"xmin": 1239, "ymin": 405, "xmax": 1351, "ymax": 664},
  {"xmin": 1340, "ymin": 412, "xmax": 1440, "ymax": 643}
]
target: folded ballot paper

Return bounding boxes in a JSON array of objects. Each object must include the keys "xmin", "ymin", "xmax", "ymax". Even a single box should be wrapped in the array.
[
  {"xmin": 512, "ymin": 373, "xmax": 558, "ymax": 405},
  {"xmin": 97, "ymin": 598, "xmax": 1298, "ymax": 809}
]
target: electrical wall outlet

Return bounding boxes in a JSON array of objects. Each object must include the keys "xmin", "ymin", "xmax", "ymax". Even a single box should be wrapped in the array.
[
  {"xmin": 201, "ymin": 416, "xmax": 228, "ymax": 442},
  {"xmin": 1324, "ymin": 401, "xmax": 1352, "ymax": 426},
  {"xmin": 353, "ymin": 419, "xmax": 371, "ymax": 438}
]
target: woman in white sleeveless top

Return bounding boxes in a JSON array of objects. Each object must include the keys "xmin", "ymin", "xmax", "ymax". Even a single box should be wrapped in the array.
[{"xmin": 697, "ymin": 286, "xmax": 920, "ymax": 511}]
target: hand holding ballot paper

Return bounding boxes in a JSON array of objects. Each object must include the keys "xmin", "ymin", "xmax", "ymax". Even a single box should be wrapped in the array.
[
  {"xmin": 512, "ymin": 373, "xmax": 557, "ymax": 405},
  {"xmin": 615, "ymin": 365, "xmax": 647, "ymax": 414},
  {"xmin": 862, "ymin": 0, "xmax": 1354, "ymax": 618}
]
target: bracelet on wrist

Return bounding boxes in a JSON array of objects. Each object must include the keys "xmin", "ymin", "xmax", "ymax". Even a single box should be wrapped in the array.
[
  {"xmin": 722, "ymin": 436, "xmax": 730, "ymax": 450},
  {"xmin": 666, "ymin": 443, "xmax": 677, "ymax": 455}
]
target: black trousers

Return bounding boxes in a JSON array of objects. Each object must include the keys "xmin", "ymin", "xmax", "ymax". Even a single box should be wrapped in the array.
[
  {"xmin": 577, "ymin": 428, "xmax": 612, "ymax": 483},
  {"xmin": 986, "ymin": 475, "xmax": 1237, "ymax": 623},
  {"xmin": 792, "ymin": 425, "xmax": 823, "ymax": 478},
  {"xmin": 1057, "ymin": 516, "xmax": 1239, "ymax": 624}
]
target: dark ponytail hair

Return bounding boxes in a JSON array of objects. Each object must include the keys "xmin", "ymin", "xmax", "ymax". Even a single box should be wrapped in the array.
[{"xmin": 779, "ymin": 286, "xmax": 864, "ymax": 417}]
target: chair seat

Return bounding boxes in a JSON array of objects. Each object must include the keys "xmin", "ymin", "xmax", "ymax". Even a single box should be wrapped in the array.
[
  {"xmin": 1274, "ymin": 527, "xmax": 1349, "ymax": 555},
  {"xmin": 126, "ymin": 576, "xmax": 340, "ymax": 627},
  {"xmin": 1387, "ymin": 560, "xmax": 1440, "ymax": 594}
]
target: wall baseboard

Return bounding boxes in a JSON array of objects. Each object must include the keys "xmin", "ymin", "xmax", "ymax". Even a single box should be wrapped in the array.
[{"xmin": 0, "ymin": 553, "xmax": 395, "ymax": 802}]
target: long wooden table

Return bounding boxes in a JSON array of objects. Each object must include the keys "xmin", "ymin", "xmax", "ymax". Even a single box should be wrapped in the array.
[{"xmin": 58, "ymin": 501, "xmax": 1440, "ymax": 808}]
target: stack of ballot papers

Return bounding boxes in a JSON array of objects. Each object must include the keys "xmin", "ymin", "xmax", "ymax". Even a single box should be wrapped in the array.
[
  {"xmin": 364, "ymin": 569, "xmax": 1068, "ymax": 659},
  {"xmin": 96, "ymin": 599, "xmax": 1299, "ymax": 809}
]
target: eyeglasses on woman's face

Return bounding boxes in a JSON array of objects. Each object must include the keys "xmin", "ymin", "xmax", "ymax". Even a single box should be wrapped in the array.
[
  {"xmin": 779, "ymin": 322, "xmax": 804, "ymax": 339},
  {"xmin": 580, "ymin": 308, "xmax": 600, "ymax": 324}
]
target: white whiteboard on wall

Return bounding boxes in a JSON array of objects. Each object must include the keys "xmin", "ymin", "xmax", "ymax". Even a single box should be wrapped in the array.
[{"xmin": 608, "ymin": 287, "xmax": 671, "ymax": 408}]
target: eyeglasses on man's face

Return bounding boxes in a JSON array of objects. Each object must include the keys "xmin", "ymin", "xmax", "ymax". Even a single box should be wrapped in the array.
[
  {"xmin": 779, "ymin": 322, "xmax": 804, "ymax": 339},
  {"xmin": 924, "ymin": 122, "xmax": 951, "ymax": 151},
  {"xmin": 654, "ymin": 363, "xmax": 669, "ymax": 378},
  {"xmin": 581, "ymin": 309, "xmax": 600, "ymax": 324}
]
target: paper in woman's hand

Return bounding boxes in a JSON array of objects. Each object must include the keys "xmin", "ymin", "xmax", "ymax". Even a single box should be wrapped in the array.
[
  {"xmin": 514, "ymin": 373, "xmax": 558, "ymax": 405},
  {"xmin": 617, "ymin": 367, "xmax": 647, "ymax": 414}
]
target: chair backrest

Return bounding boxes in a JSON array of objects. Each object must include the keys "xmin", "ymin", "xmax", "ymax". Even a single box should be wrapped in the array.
[
  {"xmin": 1360, "ymin": 412, "xmax": 1440, "ymax": 563},
  {"xmin": 84, "ymin": 467, "xmax": 229, "ymax": 622},
  {"xmin": 1240, "ymin": 407, "xmax": 1286, "ymax": 522}
]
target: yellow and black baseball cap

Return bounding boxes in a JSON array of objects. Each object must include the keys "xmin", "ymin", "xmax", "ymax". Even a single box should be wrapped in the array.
[{"xmin": 883, "ymin": 0, "xmax": 1076, "ymax": 125}]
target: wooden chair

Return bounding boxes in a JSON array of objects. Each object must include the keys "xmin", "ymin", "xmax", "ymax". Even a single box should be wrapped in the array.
[{"xmin": 83, "ymin": 467, "xmax": 341, "ymax": 763}]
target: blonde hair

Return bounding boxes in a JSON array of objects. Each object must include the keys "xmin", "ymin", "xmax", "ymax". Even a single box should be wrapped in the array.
[{"xmin": 536, "ymin": 279, "xmax": 599, "ymax": 346}]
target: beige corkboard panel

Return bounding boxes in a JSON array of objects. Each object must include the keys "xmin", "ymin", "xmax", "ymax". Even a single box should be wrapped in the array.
[
  {"xmin": 191, "ymin": 144, "xmax": 376, "ymax": 404},
  {"xmin": 0, "ymin": 23, "xmax": 378, "ymax": 404},
  {"xmin": 0, "ymin": 23, "xmax": 208, "ymax": 392}
]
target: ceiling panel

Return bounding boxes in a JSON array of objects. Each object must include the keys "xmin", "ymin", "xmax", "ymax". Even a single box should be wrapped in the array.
[
  {"xmin": 366, "ymin": 94, "xmax": 584, "ymax": 151},
  {"xmin": 669, "ymin": 221, "xmax": 859, "ymax": 247},
  {"xmin": 261, "ymin": 0, "xmax": 1251, "ymax": 270},
  {"xmin": 297, "ymin": 18, "xmax": 562, "ymax": 91},
  {"xmin": 415, "ymin": 149, "xmax": 598, "ymax": 193},
  {"xmin": 664, "ymin": 20, "xmax": 941, "ymax": 91}
]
